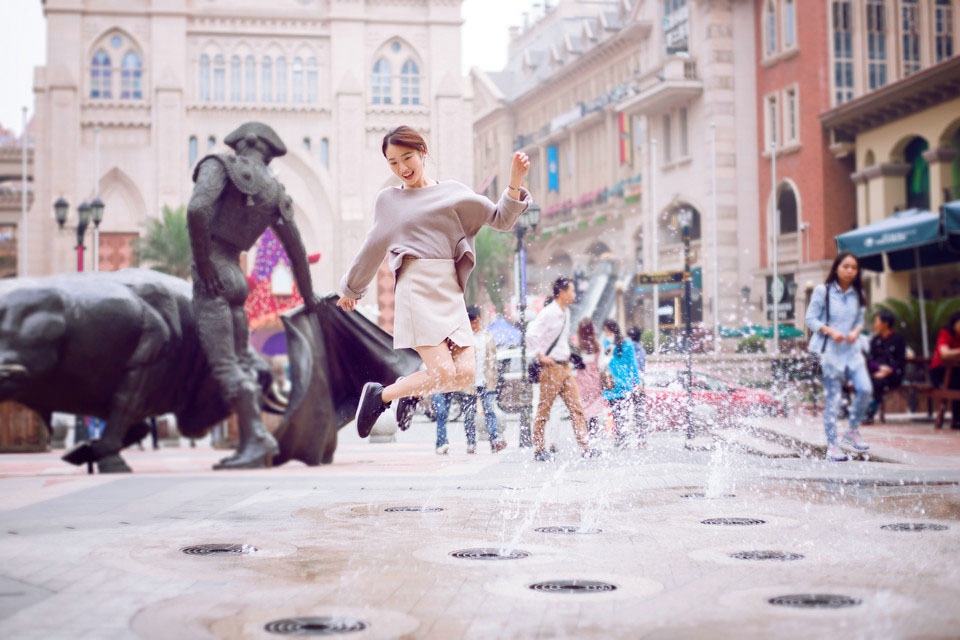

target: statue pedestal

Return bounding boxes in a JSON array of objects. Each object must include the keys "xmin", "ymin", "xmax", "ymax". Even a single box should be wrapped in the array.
[{"xmin": 369, "ymin": 409, "xmax": 398, "ymax": 443}]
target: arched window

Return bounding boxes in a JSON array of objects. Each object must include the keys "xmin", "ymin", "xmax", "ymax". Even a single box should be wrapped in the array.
[
  {"xmin": 207, "ymin": 136, "xmax": 216, "ymax": 150},
  {"xmin": 936, "ymin": 0, "xmax": 954, "ymax": 62},
  {"xmin": 119, "ymin": 51, "xmax": 141, "ymax": 100},
  {"xmin": 905, "ymin": 137, "xmax": 930, "ymax": 210},
  {"xmin": 866, "ymin": 0, "xmax": 887, "ymax": 89},
  {"xmin": 371, "ymin": 58, "xmax": 392, "ymax": 105},
  {"xmin": 275, "ymin": 57, "xmax": 287, "ymax": 102},
  {"xmin": 292, "ymin": 57, "xmax": 304, "ymax": 103},
  {"xmin": 764, "ymin": 0, "xmax": 777, "ymax": 56},
  {"xmin": 213, "ymin": 54, "xmax": 226, "ymax": 101},
  {"xmin": 245, "ymin": 55, "xmax": 256, "ymax": 102},
  {"xmin": 303, "ymin": 137, "xmax": 311, "ymax": 151},
  {"xmin": 261, "ymin": 56, "xmax": 273, "ymax": 102},
  {"xmin": 306, "ymin": 58, "xmax": 318, "ymax": 103},
  {"xmin": 91, "ymin": 50, "xmax": 112, "ymax": 99},
  {"xmin": 320, "ymin": 137, "xmax": 330, "ymax": 168},
  {"xmin": 189, "ymin": 136, "xmax": 198, "ymax": 167},
  {"xmin": 230, "ymin": 55, "xmax": 242, "ymax": 102},
  {"xmin": 199, "ymin": 54, "xmax": 211, "ymax": 102},
  {"xmin": 783, "ymin": 0, "xmax": 796, "ymax": 49},
  {"xmin": 778, "ymin": 185, "xmax": 798, "ymax": 234},
  {"xmin": 901, "ymin": 0, "xmax": 921, "ymax": 77},
  {"xmin": 400, "ymin": 60, "xmax": 420, "ymax": 105}
]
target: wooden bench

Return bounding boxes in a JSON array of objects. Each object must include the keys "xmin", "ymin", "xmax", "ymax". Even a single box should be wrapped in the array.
[{"xmin": 919, "ymin": 356, "xmax": 960, "ymax": 429}]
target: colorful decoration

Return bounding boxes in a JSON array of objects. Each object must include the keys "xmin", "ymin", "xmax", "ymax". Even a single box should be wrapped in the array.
[{"xmin": 245, "ymin": 227, "xmax": 320, "ymax": 330}]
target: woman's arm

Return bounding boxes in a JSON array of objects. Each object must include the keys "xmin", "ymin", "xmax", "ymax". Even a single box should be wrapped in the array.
[{"xmin": 336, "ymin": 195, "xmax": 390, "ymax": 310}]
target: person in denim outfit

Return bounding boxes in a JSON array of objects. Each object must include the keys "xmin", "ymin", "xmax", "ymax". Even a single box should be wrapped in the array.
[{"xmin": 804, "ymin": 252, "xmax": 871, "ymax": 461}]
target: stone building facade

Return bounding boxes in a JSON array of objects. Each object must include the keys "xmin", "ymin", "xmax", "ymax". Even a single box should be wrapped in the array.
[
  {"xmin": 471, "ymin": 0, "xmax": 760, "ymax": 337},
  {"xmin": 28, "ymin": 0, "xmax": 472, "ymax": 330}
]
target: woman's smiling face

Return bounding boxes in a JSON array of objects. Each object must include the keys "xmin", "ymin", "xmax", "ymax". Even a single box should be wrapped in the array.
[{"xmin": 385, "ymin": 143, "xmax": 425, "ymax": 187}]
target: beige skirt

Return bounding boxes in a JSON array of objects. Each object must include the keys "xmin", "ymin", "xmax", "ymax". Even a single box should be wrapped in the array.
[{"xmin": 393, "ymin": 257, "xmax": 472, "ymax": 350}]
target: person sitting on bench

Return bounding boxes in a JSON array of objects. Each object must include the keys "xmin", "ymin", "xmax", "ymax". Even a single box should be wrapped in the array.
[
  {"xmin": 929, "ymin": 311, "xmax": 960, "ymax": 430},
  {"xmin": 864, "ymin": 309, "xmax": 906, "ymax": 423}
]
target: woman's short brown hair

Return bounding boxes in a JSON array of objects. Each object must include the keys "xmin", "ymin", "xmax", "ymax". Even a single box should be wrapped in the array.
[{"xmin": 382, "ymin": 126, "xmax": 428, "ymax": 157}]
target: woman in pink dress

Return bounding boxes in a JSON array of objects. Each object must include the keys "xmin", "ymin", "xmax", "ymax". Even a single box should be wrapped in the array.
[{"xmin": 574, "ymin": 318, "xmax": 608, "ymax": 442}]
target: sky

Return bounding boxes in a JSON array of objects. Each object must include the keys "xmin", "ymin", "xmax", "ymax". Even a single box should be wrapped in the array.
[{"xmin": 0, "ymin": 0, "xmax": 540, "ymax": 136}]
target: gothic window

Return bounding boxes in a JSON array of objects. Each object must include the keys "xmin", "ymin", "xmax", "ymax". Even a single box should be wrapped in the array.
[
  {"xmin": 866, "ymin": 0, "xmax": 887, "ymax": 90},
  {"xmin": 119, "ymin": 51, "xmax": 142, "ymax": 100},
  {"xmin": 91, "ymin": 50, "xmax": 112, "ymax": 99},
  {"xmin": 276, "ymin": 57, "xmax": 287, "ymax": 102},
  {"xmin": 935, "ymin": 0, "xmax": 954, "ymax": 62},
  {"xmin": 764, "ymin": 0, "xmax": 778, "ymax": 56},
  {"xmin": 207, "ymin": 136, "xmax": 216, "ymax": 149},
  {"xmin": 832, "ymin": 1, "xmax": 854, "ymax": 104},
  {"xmin": 213, "ymin": 54, "xmax": 226, "ymax": 101},
  {"xmin": 261, "ymin": 56, "xmax": 273, "ymax": 102},
  {"xmin": 306, "ymin": 58, "xmax": 318, "ymax": 103},
  {"xmin": 901, "ymin": 0, "xmax": 921, "ymax": 77},
  {"xmin": 778, "ymin": 185, "xmax": 798, "ymax": 234},
  {"xmin": 199, "ymin": 54, "xmax": 211, "ymax": 102},
  {"xmin": 245, "ymin": 55, "xmax": 256, "ymax": 102},
  {"xmin": 400, "ymin": 60, "xmax": 420, "ymax": 105},
  {"xmin": 783, "ymin": 0, "xmax": 797, "ymax": 49},
  {"xmin": 321, "ymin": 137, "xmax": 330, "ymax": 168},
  {"xmin": 292, "ymin": 57, "xmax": 304, "ymax": 103},
  {"xmin": 662, "ymin": 114, "xmax": 672, "ymax": 163},
  {"xmin": 371, "ymin": 58, "xmax": 392, "ymax": 105},
  {"xmin": 189, "ymin": 136, "xmax": 198, "ymax": 167},
  {"xmin": 230, "ymin": 55, "xmax": 242, "ymax": 102}
]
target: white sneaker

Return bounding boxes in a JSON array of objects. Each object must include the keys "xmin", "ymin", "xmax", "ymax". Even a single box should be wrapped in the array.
[
  {"xmin": 842, "ymin": 431, "xmax": 869, "ymax": 451},
  {"xmin": 826, "ymin": 444, "xmax": 849, "ymax": 462},
  {"xmin": 435, "ymin": 444, "xmax": 449, "ymax": 455}
]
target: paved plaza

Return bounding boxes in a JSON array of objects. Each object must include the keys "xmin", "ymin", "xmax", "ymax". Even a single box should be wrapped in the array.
[{"xmin": 1, "ymin": 411, "xmax": 960, "ymax": 639}]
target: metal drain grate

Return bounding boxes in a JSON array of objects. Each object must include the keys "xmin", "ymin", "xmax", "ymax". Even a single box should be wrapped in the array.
[
  {"xmin": 449, "ymin": 548, "xmax": 530, "ymax": 560},
  {"xmin": 881, "ymin": 523, "xmax": 949, "ymax": 532},
  {"xmin": 701, "ymin": 518, "xmax": 766, "ymax": 526},
  {"xmin": 729, "ymin": 550, "xmax": 805, "ymax": 561},
  {"xmin": 528, "ymin": 579, "xmax": 617, "ymax": 594},
  {"xmin": 180, "ymin": 543, "xmax": 258, "ymax": 556},
  {"xmin": 681, "ymin": 492, "xmax": 736, "ymax": 499},
  {"xmin": 383, "ymin": 506, "xmax": 444, "ymax": 513},
  {"xmin": 264, "ymin": 617, "xmax": 367, "ymax": 635},
  {"xmin": 768, "ymin": 594, "xmax": 862, "ymax": 609},
  {"xmin": 534, "ymin": 526, "xmax": 603, "ymax": 534}
]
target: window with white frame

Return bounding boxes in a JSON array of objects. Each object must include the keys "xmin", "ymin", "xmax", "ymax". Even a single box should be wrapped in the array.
[
  {"xmin": 261, "ymin": 56, "xmax": 272, "ymax": 102},
  {"xmin": 783, "ymin": 86, "xmax": 798, "ymax": 144},
  {"xmin": 213, "ymin": 55, "xmax": 225, "ymax": 101},
  {"xmin": 371, "ymin": 59, "xmax": 392, "ymax": 105},
  {"xmin": 832, "ymin": 1, "xmax": 854, "ymax": 105},
  {"xmin": 400, "ymin": 60, "xmax": 420, "ymax": 105},
  {"xmin": 370, "ymin": 40, "xmax": 423, "ymax": 106},
  {"xmin": 90, "ymin": 33, "xmax": 144, "ymax": 101},
  {"xmin": 120, "ymin": 52, "xmax": 142, "ymax": 100},
  {"xmin": 662, "ymin": 114, "xmax": 672, "ymax": 164},
  {"xmin": 276, "ymin": 57, "xmax": 287, "ymax": 102},
  {"xmin": 292, "ymin": 57, "xmax": 304, "ymax": 103},
  {"xmin": 306, "ymin": 58, "xmax": 318, "ymax": 103},
  {"xmin": 199, "ymin": 54, "xmax": 210, "ymax": 101},
  {"xmin": 91, "ymin": 50, "xmax": 112, "ymax": 99},
  {"xmin": 245, "ymin": 55, "xmax": 256, "ymax": 102},
  {"xmin": 764, "ymin": 0, "xmax": 778, "ymax": 57},
  {"xmin": 678, "ymin": 107, "xmax": 688, "ymax": 157},
  {"xmin": 764, "ymin": 93, "xmax": 779, "ymax": 149},
  {"xmin": 935, "ymin": 0, "xmax": 954, "ymax": 62},
  {"xmin": 901, "ymin": 0, "xmax": 921, "ymax": 77},
  {"xmin": 866, "ymin": 0, "xmax": 887, "ymax": 90},
  {"xmin": 783, "ymin": 0, "xmax": 797, "ymax": 49},
  {"xmin": 230, "ymin": 55, "xmax": 242, "ymax": 102}
]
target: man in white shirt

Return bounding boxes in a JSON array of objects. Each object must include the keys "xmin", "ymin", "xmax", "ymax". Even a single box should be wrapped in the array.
[{"xmin": 526, "ymin": 277, "xmax": 595, "ymax": 461}]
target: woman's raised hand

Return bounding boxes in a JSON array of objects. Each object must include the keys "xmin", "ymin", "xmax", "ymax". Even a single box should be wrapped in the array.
[
  {"xmin": 510, "ymin": 152, "xmax": 531, "ymax": 189},
  {"xmin": 337, "ymin": 296, "xmax": 356, "ymax": 312}
]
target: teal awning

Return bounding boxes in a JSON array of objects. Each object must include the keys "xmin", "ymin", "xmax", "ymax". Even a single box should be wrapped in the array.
[{"xmin": 835, "ymin": 208, "xmax": 945, "ymax": 272}]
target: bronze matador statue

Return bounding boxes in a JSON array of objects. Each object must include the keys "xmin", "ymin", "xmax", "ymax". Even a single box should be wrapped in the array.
[{"xmin": 187, "ymin": 121, "xmax": 321, "ymax": 469}]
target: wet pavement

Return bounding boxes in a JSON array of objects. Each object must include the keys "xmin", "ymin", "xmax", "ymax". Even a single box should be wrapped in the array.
[{"xmin": 1, "ymin": 410, "xmax": 959, "ymax": 639}]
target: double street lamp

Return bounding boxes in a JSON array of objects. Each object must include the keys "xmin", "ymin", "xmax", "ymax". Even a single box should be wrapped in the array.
[
  {"xmin": 516, "ymin": 201, "xmax": 541, "ymax": 449},
  {"xmin": 53, "ymin": 197, "xmax": 105, "ymax": 272}
]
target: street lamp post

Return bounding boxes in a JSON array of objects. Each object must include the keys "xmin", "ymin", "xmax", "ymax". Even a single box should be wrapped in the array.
[
  {"xmin": 675, "ymin": 206, "xmax": 695, "ymax": 442},
  {"xmin": 54, "ymin": 198, "xmax": 104, "ymax": 272},
  {"xmin": 516, "ymin": 202, "xmax": 541, "ymax": 449}
]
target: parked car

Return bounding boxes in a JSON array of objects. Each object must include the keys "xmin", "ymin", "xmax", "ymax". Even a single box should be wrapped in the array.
[{"xmin": 642, "ymin": 366, "xmax": 786, "ymax": 430}]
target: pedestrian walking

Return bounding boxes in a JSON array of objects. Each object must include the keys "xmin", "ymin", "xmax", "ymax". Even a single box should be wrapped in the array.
[
  {"xmin": 929, "ymin": 311, "xmax": 960, "ymax": 429},
  {"xmin": 461, "ymin": 306, "xmax": 507, "ymax": 454},
  {"xmin": 626, "ymin": 325, "xmax": 648, "ymax": 446},
  {"xmin": 527, "ymin": 277, "xmax": 597, "ymax": 461},
  {"xmin": 337, "ymin": 126, "xmax": 531, "ymax": 438},
  {"xmin": 431, "ymin": 392, "xmax": 454, "ymax": 455},
  {"xmin": 804, "ymin": 251, "xmax": 871, "ymax": 461},
  {"xmin": 864, "ymin": 309, "xmax": 907, "ymax": 423},
  {"xmin": 601, "ymin": 320, "xmax": 643, "ymax": 449},
  {"xmin": 573, "ymin": 318, "xmax": 609, "ymax": 443}
]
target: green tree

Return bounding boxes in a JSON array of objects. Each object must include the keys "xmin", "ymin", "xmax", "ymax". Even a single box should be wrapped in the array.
[
  {"xmin": 466, "ymin": 226, "xmax": 515, "ymax": 314},
  {"xmin": 132, "ymin": 205, "xmax": 193, "ymax": 280},
  {"xmin": 873, "ymin": 296, "xmax": 960, "ymax": 355}
]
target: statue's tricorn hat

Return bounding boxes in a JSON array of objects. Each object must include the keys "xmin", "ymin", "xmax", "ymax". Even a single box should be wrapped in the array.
[{"xmin": 224, "ymin": 122, "xmax": 287, "ymax": 157}]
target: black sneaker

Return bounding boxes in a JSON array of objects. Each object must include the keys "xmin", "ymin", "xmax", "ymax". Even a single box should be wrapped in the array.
[
  {"xmin": 356, "ymin": 382, "xmax": 388, "ymax": 438},
  {"xmin": 396, "ymin": 396, "xmax": 419, "ymax": 431}
]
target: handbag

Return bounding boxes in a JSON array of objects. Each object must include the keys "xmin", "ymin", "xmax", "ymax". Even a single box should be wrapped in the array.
[
  {"xmin": 528, "ymin": 313, "xmax": 566, "ymax": 383},
  {"xmin": 600, "ymin": 369, "xmax": 615, "ymax": 390}
]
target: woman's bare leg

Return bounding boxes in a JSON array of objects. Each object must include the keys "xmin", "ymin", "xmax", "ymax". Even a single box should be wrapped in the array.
[{"xmin": 382, "ymin": 341, "xmax": 476, "ymax": 403}]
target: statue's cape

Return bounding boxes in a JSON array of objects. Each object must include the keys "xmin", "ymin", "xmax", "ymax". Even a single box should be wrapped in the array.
[{"xmin": 272, "ymin": 294, "xmax": 421, "ymax": 466}]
